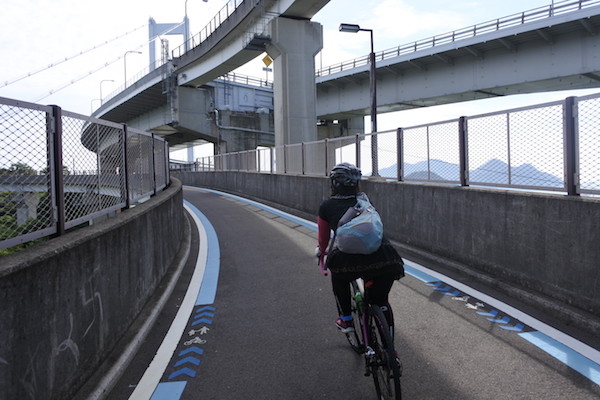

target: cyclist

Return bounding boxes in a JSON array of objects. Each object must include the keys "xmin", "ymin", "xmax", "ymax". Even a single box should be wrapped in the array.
[{"xmin": 317, "ymin": 162, "xmax": 405, "ymax": 334}]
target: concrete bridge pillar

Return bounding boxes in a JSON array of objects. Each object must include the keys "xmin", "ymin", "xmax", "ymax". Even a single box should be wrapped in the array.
[{"xmin": 267, "ymin": 17, "xmax": 323, "ymax": 147}]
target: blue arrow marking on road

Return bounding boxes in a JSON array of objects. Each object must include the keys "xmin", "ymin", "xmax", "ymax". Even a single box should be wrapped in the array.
[
  {"xmin": 194, "ymin": 312, "xmax": 215, "ymax": 319},
  {"xmin": 426, "ymin": 281, "xmax": 443, "ymax": 287},
  {"xmin": 434, "ymin": 285, "xmax": 452, "ymax": 292},
  {"xmin": 500, "ymin": 323, "xmax": 524, "ymax": 332},
  {"xmin": 191, "ymin": 318, "xmax": 213, "ymax": 326},
  {"xmin": 174, "ymin": 356, "xmax": 201, "ymax": 368},
  {"xmin": 168, "ymin": 368, "xmax": 196, "ymax": 380},
  {"xmin": 179, "ymin": 347, "xmax": 204, "ymax": 357},
  {"xmin": 443, "ymin": 290, "xmax": 461, "ymax": 296},
  {"xmin": 476, "ymin": 309, "xmax": 498, "ymax": 317},
  {"xmin": 487, "ymin": 315, "xmax": 511, "ymax": 324},
  {"xmin": 196, "ymin": 306, "xmax": 216, "ymax": 313}
]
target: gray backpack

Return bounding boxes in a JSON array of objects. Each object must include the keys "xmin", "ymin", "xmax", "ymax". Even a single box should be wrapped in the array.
[{"xmin": 334, "ymin": 193, "xmax": 383, "ymax": 254}]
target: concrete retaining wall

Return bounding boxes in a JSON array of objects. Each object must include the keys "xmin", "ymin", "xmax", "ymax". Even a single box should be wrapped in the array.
[
  {"xmin": 0, "ymin": 178, "xmax": 184, "ymax": 400},
  {"xmin": 174, "ymin": 171, "xmax": 600, "ymax": 334}
]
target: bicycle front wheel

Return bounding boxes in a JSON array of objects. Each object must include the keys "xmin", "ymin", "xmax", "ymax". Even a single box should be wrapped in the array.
[{"xmin": 368, "ymin": 305, "xmax": 401, "ymax": 400}]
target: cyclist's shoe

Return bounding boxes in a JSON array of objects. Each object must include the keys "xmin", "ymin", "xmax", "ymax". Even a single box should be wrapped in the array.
[{"xmin": 335, "ymin": 318, "xmax": 355, "ymax": 333}]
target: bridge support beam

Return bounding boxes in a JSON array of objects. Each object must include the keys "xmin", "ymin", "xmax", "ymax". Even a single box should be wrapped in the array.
[
  {"xmin": 267, "ymin": 17, "xmax": 323, "ymax": 148},
  {"xmin": 317, "ymin": 116, "xmax": 365, "ymax": 140}
]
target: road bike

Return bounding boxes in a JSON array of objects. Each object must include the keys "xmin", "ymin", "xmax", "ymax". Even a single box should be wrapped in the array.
[{"xmin": 320, "ymin": 261, "xmax": 402, "ymax": 399}]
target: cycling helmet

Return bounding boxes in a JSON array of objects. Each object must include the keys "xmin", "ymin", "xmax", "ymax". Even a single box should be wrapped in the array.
[{"xmin": 330, "ymin": 162, "xmax": 362, "ymax": 188}]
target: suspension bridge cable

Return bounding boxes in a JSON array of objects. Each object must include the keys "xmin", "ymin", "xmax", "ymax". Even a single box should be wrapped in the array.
[
  {"xmin": 2, "ymin": 24, "xmax": 146, "ymax": 88},
  {"xmin": 33, "ymin": 21, "xmax": 186, "ymax": 103},
  {"xmin": 33, "ymin": 42, "xmax": 146, "ymax": 103}
]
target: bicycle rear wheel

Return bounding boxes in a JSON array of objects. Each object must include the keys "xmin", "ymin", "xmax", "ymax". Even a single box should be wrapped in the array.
[{"xmin": 368, "ymin": 305, "xmax": 401, "ymax": 400}]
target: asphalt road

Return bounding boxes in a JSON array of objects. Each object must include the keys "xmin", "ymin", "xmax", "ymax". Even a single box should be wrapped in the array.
[{"xmin": 105, "ymin": 187, "xmax": 600, "ymax": 400}]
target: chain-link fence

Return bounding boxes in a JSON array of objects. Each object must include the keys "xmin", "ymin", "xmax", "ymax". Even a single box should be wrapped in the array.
[
  {"xmin": 576, "ymin": 93, "xmax": 600, "ymax": 194},
  {"xmin": 1, "ymin": 97, "xmax": 169, "ymax": 252},
  {"xmin": 185, "ymin": 92, "xmax": 600, "ymax": 197}
]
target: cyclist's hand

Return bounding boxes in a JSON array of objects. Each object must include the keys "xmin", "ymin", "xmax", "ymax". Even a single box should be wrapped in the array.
[
  {"xmin": 314, "ymin": 246, "xmax": 322, "ymax": 258},
  {"xmin": 315, "ymin": 247, "xmax": 328, "ymax": 275}
]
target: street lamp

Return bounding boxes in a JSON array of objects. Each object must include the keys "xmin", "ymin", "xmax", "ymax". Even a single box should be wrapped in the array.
[
  {"xmin": 184, "ymin": 0, "xmax": 208, "ymax": 52},
  {"xmin": 90, "ymin": 98, "xmax": 101, "ymax": 114},
  {"xmin": 99, "ymin": 79, "xmax": 114, "ymax": 105},
  {"xmin": 124, "ymin": 50, "xmax": 142, "ymax": 84},
  {"xmin": 339, "ymin": 23, "xmax": 379, "ymax": 176}
]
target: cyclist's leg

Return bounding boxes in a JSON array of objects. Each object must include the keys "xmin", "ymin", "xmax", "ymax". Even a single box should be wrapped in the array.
[
  {"xmin": 364, "ymin": 277, "xmax": 395, "ymax": 337},
  {"xmin": 331, "ymin": 271, "xmax": 353, "ymax": 317}
]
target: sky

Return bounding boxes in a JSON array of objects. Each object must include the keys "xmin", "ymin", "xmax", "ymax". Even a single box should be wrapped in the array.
[{"xmin": 2, "ymin": 0, "xmax": 599, "ymax": 156}]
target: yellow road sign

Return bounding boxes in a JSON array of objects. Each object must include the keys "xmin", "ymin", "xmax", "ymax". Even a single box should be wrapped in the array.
[{"xmin": 262, "ymin": 55, "xmax": 273, "ymax": 67}]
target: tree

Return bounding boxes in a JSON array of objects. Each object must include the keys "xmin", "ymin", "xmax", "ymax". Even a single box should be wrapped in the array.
[{"xmin": 0, "ymin": 162, "xmax": 37, "ymax": 175}]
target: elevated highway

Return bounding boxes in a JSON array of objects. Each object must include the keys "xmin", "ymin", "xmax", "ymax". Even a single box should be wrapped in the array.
[
  {"xmin": 95, "ymin": 0, "xmax": 330, "ymax": 152},
  {"xmin": 316, "ymin": 1, "xmax": 600, "ymax": 124},
  {"xmin": 95, "ymin": 1, "xmax": 600, "ymax": 146}
]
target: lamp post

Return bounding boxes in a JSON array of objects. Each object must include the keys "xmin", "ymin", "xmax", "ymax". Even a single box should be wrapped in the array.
[
  {"xmin": 124, "ymin": 50, "xmax": 142, "ymax": 84},
  {"xmin": 339, "ymin": 23, "xmax": 379, "ymax": 176},
  {"xmin": 184, "ymin": 0, "xmax": 208, "ymax": 52},
  {"xmin": 99, "ymin": 79, "xmax": 114, "ymax": 105},
  {"xmin": 90, "ymin": 98, "xmax": 101, "ymax": 114}
]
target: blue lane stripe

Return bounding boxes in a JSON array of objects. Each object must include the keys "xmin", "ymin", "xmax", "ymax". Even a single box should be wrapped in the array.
[
  {"xmin": 150, "ymin": 381, "xmax": 187, "ymax": 400},
  {"xmin": 183, "ymin": 200, "xmax": 220, "ymax": 306},
  {"xmin": 519, "ymin": 332, "xmax": 600, "ymax": 386},
  {"xmin": 403, "ymin": 264, "xmax": 437, "ymax": 283},
  {"xmin": 151, "ymin": 201, "xmax": 220, "ymax": 400}
]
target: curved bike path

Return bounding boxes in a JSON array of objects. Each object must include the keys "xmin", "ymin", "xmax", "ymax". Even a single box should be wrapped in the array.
[{"xmin": 103, "ymin": 186, "xmax": 600, "ymax": 400}]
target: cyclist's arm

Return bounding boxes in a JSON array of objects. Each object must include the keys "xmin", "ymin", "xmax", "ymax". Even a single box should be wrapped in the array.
[{"xmin": 317, "ymin": 216, "xmax": 331, "ymax": 254}]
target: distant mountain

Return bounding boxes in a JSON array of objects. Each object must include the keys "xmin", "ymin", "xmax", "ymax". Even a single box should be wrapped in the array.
[
  {"xmin": 379, "ymin": 158, "xmax": 563, "ymax": 187},
  {"xmin": 405, "ymin": 170, "xmax": 445, "ymax": 181},
  {"xmin": 380, "ymin": 159, "xmax": 459, "ymax": 181},
  {"xmin": 470, "ymin": 159, "xmax": 563, "ymax": 187}
]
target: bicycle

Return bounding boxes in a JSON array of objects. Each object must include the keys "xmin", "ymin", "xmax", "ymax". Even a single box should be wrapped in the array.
[{"xmin": 320, "ymin": 260, "xmax": 402, "ymax": 399}]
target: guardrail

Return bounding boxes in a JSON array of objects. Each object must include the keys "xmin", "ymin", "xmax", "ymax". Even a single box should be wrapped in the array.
[
  {"xmin": 172, "ymin": 0, "xmax": 246, "ymax": 59},
  {"xmin": 0, "ymin": 97, "xmax": 169, "ymax": 252},
  {"xmin": 216, "ymin": 72, "xmax": 273, "ymax": 88},
  {"xmin": 316, "ymin": 0, "xmax": 600, "ymax": 77},
  {"xmin": 187, "ymin": 92, "xmax": 600, "ymax": 197}
]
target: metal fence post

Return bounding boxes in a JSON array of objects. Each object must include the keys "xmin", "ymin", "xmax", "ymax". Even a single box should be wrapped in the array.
[
  {"xmin": 396, "ymin": 128, "xmax": 404, "ymax": 181},
  {"xmin": 324, "ymin": 138, "xmax": 329, "ymax": 176},
  {"xmin": 122, "ymin": 124, "xmax": 131, "ymax": 208},
  {"xmin": 564, "ymin": 96, "xmax": 580, "ymax": 196},
  {"xmin": 459, "ymin": 116, "xmax": 469, "ymax": 186},
  {"xmin": 301, "ymin": 142, "xmax": 305, "ymax": 175},
  {"xmin": 355, "ymin": 134, "xmax": 361, "ymax": 169},
  {"xmin": 165, "ymin": 141, "xmax": 170, "ymax": 184},
  {"xmin": 151, "ymin": 133, "xmax": 157, "ymax": 196},
  {"xmin": 95, "ymin": 124, "xmax": 102, "ymax": 212},
  {"xmin": 50, "ymin": 105, "xmax": 65, "ymax": 236}
]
